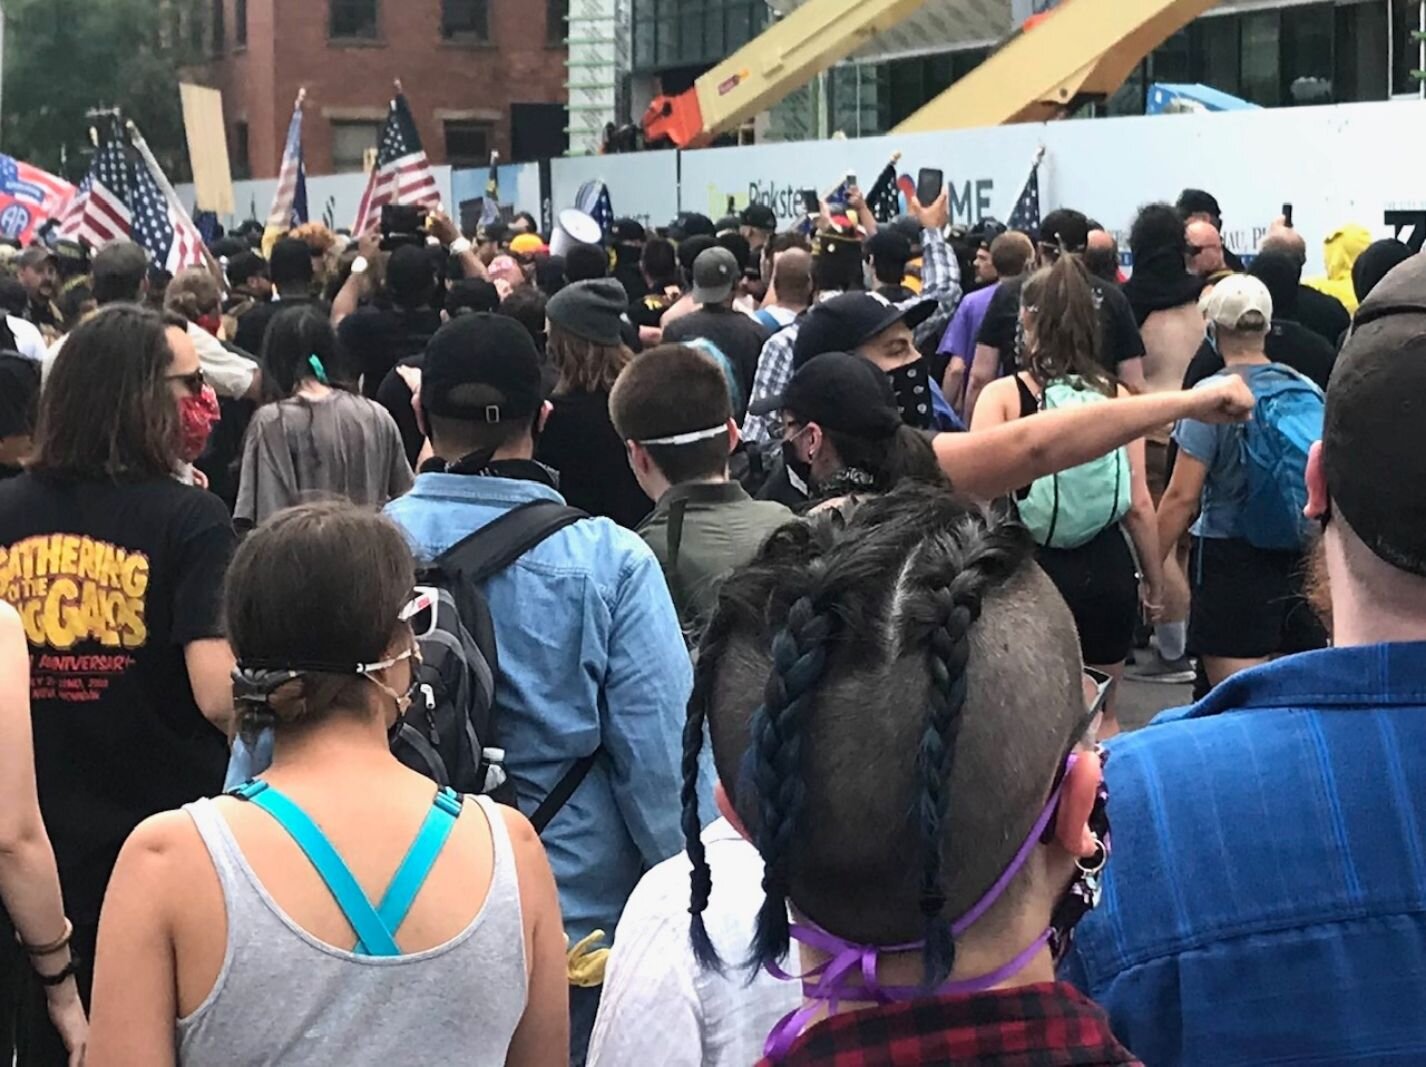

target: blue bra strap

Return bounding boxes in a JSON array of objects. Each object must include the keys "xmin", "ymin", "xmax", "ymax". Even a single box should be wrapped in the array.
[
  {"xmin": 229, "ymin": 779, "xmax": 402, "ymax": 957},
  {"xmin": 360, "ymin": 788, "xmax": 464, "ymax": 953}
]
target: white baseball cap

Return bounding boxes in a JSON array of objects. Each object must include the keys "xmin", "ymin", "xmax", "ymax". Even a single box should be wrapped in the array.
[{"xmin": 1200, "ymin": 273, "xmax": 1273, "ymax": 330}]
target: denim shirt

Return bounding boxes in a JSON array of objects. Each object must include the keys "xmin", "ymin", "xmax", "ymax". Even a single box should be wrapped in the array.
[
  {"xmin": 1062, "ymin": 643, "xmax": 1426, "ymax": 1065},
  {"xmin": 385, "ymin": 471, "xmax": 700, "ymax": 944}
]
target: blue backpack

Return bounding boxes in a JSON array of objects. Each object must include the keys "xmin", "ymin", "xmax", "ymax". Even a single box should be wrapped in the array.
[{"xmin": 1236, "ymin": 364, "xmax": 1324, "ymax": 551}]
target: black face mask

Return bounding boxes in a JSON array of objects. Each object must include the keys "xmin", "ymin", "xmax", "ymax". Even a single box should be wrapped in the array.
[{"xmin": 888, "ymin": 358, "xmax": 934, "ymax": 429}]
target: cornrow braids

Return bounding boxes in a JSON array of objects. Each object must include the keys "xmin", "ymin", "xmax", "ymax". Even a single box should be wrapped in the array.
[
  {"xmin": 682, "ymin": 607, "xmax": 737, "ymax": 971},
  {"xmin": 684, "ymin": 513, "xmax": 834, "ymax": 972},
  {"xmin": 748, "ymin": 592, "xmax": 833, "ymax": 972},
  {"xmin": 903, "ymin": 517, "xmax": 1035, "ymax": 986}
]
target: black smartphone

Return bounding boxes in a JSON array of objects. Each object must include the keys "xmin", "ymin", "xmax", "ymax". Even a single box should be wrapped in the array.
[
  {"xmin": 1282, "ymin": 202, "xmax": 1294, "ymax": 228},
  {"xmin": 845, "ymin": 172, "xmax": 857, "ymax": 189},
  {"xmin": 917, "ymin": 168, "xmax": 944, "ymax": 205},
  {"xmin": 727, "ymin": 195, "xmax": 737, "ymax": 214},
  {"xmin": 800, "ymin": 188, "xmax": 819, "ymax": 214}
]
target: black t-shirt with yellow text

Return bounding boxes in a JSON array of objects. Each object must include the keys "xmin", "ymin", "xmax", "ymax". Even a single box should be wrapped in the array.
[{"xmin": 0, "ymin": 474, "xmax": 235, "ymax": 922}]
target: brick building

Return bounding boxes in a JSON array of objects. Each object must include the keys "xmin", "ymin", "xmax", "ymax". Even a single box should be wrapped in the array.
[{"xmin": 192, "ymin": 0, "xmax": 569, "ymax": 180}]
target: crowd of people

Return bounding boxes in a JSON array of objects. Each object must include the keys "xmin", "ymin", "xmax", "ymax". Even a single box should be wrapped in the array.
[{"xmin": 0, "ymin": 169, "xmax": 1420, "ymax": 1067}]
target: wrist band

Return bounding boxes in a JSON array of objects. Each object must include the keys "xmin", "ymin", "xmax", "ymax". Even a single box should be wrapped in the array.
[
  {"xmin": 18, "ymin": 917, "xmax": 72, "ymax": 956},
  {"xmin": 36, "ymin": 957, "xmax": 78, "ymax": 987}
]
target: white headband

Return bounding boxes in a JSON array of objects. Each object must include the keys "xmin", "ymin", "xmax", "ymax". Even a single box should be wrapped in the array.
[{"xmin": 637, "ymin": 424, "xmax": 728, "ymax": 446}]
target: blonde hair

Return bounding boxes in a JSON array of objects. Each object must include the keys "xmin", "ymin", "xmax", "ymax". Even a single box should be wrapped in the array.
[{"xmin": 164, "ymin": 267, "xmax": 221, "ymax": 323}]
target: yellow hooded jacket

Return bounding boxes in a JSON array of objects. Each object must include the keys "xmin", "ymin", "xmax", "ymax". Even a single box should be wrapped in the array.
[{"xmin": 1304, "ymin": 224, "xmax": 1371, "ymax": 315}]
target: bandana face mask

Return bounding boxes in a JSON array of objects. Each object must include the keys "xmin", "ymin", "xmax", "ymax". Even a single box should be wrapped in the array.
[
  {"xmin": 177, "ymin": 385, "xmax": 221, "ymax": 463},
  {"xmin": 758, "ymin": 670, "xmax": 1114, "ymax": 1062},
  {"xmin": 887, "ymin": 359, "xmax": 934, "ymax": 429}
]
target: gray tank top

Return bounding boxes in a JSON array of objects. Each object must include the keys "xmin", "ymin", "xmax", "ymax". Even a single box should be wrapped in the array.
[{"xmin": 177, "ymin": 794, "xmax": 528, "ymax": 1067}]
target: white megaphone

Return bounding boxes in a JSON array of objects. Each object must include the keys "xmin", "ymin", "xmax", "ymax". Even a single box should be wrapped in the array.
[{"xmin": 549, "ymin": 208, "xmax": 603, "ymax": 258}]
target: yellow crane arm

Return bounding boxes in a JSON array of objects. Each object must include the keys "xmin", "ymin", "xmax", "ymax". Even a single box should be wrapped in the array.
[
  {"xmin": 643, "ymin": 0, "xmax": 927, "ymax": 149},
  {"xmin": 893, "ymin": 0, "xmax": 1222, "ymax": 134}
]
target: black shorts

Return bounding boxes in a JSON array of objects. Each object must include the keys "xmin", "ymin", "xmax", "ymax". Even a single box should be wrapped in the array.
[
  {"xmin": 1036, "ymin": 525, "xmax": 1139, "ymax": 666},
  {"xmin": 1188, "ymin": 536, "xmax": 1327, "ymax": 659}
]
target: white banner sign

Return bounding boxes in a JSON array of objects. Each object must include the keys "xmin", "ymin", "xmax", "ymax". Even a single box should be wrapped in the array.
[{"xmin": 548, "ymin": 100, "xmax": 1426, "ymax": 262}]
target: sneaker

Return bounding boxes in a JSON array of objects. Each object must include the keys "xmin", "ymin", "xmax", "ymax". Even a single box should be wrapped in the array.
[{"xmin": 1124, "ymin": 651, "xmax": 1196, "ymax": 684}]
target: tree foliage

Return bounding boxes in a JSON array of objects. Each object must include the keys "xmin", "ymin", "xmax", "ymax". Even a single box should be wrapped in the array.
[{"xmin": 2, "ymin": 0, "xmax": 204, "ymax": 181}]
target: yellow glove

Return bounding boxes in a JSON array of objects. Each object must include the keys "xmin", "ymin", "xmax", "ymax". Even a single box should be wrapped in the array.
[{"xmin": 566, "ymin": 929, "xmax": 610, "ymax": 988}]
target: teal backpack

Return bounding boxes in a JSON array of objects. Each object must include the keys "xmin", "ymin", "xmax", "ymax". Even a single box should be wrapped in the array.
[{"xmin": 1019, "ymin": 376, "xmax": 1131, "ymax": 549}]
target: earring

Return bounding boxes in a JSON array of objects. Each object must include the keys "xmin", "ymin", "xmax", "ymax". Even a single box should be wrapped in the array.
[{"xmin": 1077, "ymin": 833, "xmax": 1108, "ymax": 876}]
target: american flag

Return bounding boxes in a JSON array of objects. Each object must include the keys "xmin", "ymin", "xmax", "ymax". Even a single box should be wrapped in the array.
[
  {"xmin": 575, "ymin": 179, "xmax": 614, "ymax": 236},
  {"xmin": 57, "ymin": 125, "xmax": 133, "ymax": 249},
  {"xmin": 127, "ymin": 122, "xmax": 208, "ymax": 273},
  {"xmin": 353, "ymin": 90, "xmax": 441, "ymax": 236},
  {"xmin": 864, "ymin": 160, "xmax": 903, "ymax": 224},
  {"xmin": 265, "ymin": 95, "xmax": 309, "ymax": 239},
  {"xmin": 796, "ymin": 176, "xmax": 853, "ymax": 237},
  {"xmin": 1006, "ymin": 147, "xmax": 1044, "ymax": 238}
]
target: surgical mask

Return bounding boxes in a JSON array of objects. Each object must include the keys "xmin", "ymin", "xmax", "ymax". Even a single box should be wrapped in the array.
[
  {"xmin": 887, "ymin": 358, "xmax": 933, "ymax": 430},
  {"xmin": 761, "ymin": 747, "xmax": 1112, "ymax": 1062},
  {"xmin": 781, "ymin": 425, "xmax": 813, "ymax": 488},
  {"xmin": 177, "ymin": 385, "xmax": 221, "ymax": 462}
]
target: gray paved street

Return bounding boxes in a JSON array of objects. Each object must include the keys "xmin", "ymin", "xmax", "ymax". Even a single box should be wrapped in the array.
[{"xmin": 1117, "ymin": 677, "xmax": 1193, "ymax": 733}]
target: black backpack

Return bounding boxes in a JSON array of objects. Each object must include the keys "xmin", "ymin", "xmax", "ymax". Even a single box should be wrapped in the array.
[{"xmin": 392, "ymin": 499, "xmax": 598, "ymax": 833}]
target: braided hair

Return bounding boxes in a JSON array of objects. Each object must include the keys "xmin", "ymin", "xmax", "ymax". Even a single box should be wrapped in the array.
[{"xmin": 685, "ymin": 483, "xmax": 1079, "ymax": 983}]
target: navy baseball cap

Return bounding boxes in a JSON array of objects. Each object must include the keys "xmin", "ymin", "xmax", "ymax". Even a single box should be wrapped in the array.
[{"xmin": 792, "ymin": 292, "xmax": 936, "ymax": 368}]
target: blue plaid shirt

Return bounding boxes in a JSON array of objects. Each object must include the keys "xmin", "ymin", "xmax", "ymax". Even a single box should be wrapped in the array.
[
  {"xmin": 1062, "ymin": 643, "xmax": 1426, "ymax": 1066},
  {"xmin": 741, "ymin": 229, "xmax": 961, "ymax": 457}
]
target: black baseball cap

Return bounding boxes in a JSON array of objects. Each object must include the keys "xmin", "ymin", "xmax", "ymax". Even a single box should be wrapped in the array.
[
  {"xmin": 1324, "ymin": 253, "xmax": 1426, "ymax": 575},
  {"xmin": 612, "ymin": 217, "xmax": 646, "ymax": 244},
  {"xmin": 792, "ymin": 292, "xmax": 936, "ymax": 368},
  {"xmin": 864, "ymin": 229, "xmax": 912, "ymax": 266},
  {"xmin": 668, "ymin": 212, "xmax": 716, "ymax": 242},
  {"xmin": 421, "ymin": 313, "xmax": 543, "ymax": 423},
  {"xmin": 748, "ymin": 351, "xmax": 901, "ymax": 439},
  {"xmin": 1038, "ymin": 209, "xmax": 1090, "ymax": 253},
  {"xmin": 740, "ymin": 202, "xmax": 777, "ymax": 232}
]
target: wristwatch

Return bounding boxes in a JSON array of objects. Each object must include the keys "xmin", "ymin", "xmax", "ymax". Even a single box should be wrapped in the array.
[
  {"xmin": 450, "ymin": 236, "xmax": 473, "ymax": 256},
  {"xmin": 350, "ymin": 256, "xmax": 370, "ymax": 275}
]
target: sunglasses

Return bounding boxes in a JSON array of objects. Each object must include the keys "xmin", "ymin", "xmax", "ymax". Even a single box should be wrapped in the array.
[
  {"xmin": 398, "ymin": 586, "xmax": 439, "ymax": 641},
  {"xmin": 353, "ymin": 587, "xmax": 438, "ymax": 680},
  {"xmin": 166, "ymin": 368, "xmax": 207, "ymax": 396},
  {"xmin": 1080, "ymin": 667, "xmax": 1113, "ymax": 743}
]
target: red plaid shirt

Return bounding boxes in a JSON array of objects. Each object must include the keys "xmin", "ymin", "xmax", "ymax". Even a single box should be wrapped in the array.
[{"xmin": 758, "ymin": 981, "xmax": 1141, "ymax": 1066}]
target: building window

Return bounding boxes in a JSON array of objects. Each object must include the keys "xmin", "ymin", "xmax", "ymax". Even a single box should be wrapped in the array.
[
  {"xmin": 211, "ymin": 0, "xmax": 226, "ymax": 53},
  {"xmin": 232, "ymin": 121, "xmax": 250, "ymax": 180},
  {"xmin": 330, "ymin": 0, "xmax": 379, "ymax": 39},
  {"xmin": 189, "ymin": 2, "xmax": 206, "ymax": 52},
  {"xmin": 444, "ymin": 120, "xmax": 492, "ymax": 168},
  {"xmin": 1335, "ymin": 2, "xmax": 1387, "ymax": 103},
  {"xmin": 547, "ymin": 0, "xmax": 567, "ymax": 45},
  {"xmin": 236, "ymin": 0, "xmax": 247, "ymax": 46},
  {"xmin": 631, "ymin": 0, "xmax": 767, "ymax": 72},
  {"xmin": 441, "ymin": 0, "xmax": 488, "ymax": 39},
  {"xmin": 331, "ymin": 120, "xmax": 381, "ymax": 172}
]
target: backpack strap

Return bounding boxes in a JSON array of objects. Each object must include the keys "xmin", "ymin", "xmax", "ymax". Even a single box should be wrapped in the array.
[
  {"xmin": 363, "ymin": 787, "xmax": 464, "ymax": 951},
  {"xmin": 229, "ymin": 779, "xmax": 401, "ymax": 957},
  {"xmin": 438, "ymin": 499, "xmax": 588, "ymax": 585},
  {"xmin": 530, "ymin": 753, "xmax": 599, "ymax": 834}
]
